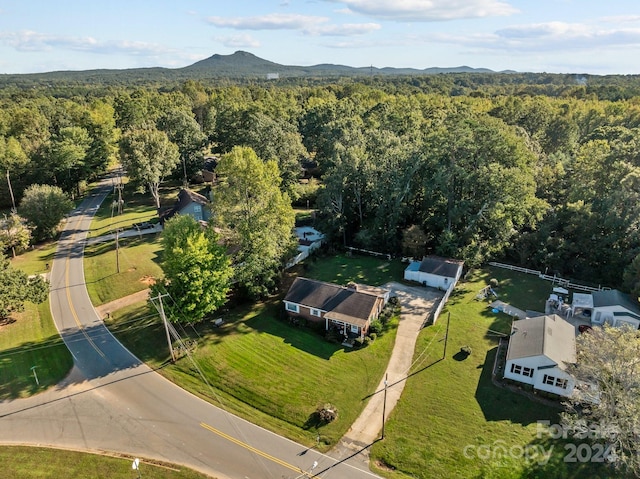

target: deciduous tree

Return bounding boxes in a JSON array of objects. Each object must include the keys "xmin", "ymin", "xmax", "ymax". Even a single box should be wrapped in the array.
[
  {"xmin": 212, "ymin": 146, "xmax": 296, "ymax": 298},
  {"xmin": 563, "ymin": 326, "xmax": 640, "ymax": 476},
  {"xmin": 151, "ymin": 215, "xmax": 231, "ymax": 323},
  {"xmin": 0, "ymin": 254, "xmax": 48, "ymax": 321},
  {"xmin": 119, "ymin": 128, "xmax": 180, "ymax": 210},
  {"xmin": 19, "ymin": 184, "xmax": 73, "ymax": 241}
]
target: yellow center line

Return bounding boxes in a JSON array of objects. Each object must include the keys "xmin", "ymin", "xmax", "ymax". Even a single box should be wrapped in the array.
[
  {"xmin": 63, "ymin": 207, "xmax": 106, "ymax": 359},
  {"xmin": 200, "ymin": 422, "xmax": 319, "ymax": 477}
]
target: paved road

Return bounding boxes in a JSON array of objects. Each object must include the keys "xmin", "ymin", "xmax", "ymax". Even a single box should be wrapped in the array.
[{"xmin": 0, "ymin": 175, "xmax": 380, "ymax": 479}]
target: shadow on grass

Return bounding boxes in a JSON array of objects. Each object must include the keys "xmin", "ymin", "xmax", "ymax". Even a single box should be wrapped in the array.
[
  {"xmin": 516, "ymin": 434, "xmax": 621, "ymax": 479},
  {"xmin": 475, "ymin": 348, "xmax": 558, "ymax": 426}
]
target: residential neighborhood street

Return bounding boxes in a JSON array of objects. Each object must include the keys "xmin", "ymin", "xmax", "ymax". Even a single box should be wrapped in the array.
[{"xmin": 0, "ymin": 176, "xmax": 381, "ymax": 479}]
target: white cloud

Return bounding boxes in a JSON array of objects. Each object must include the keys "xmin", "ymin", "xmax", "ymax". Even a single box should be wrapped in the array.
[
  {"xmin": 311, "ymin": 23, "xmax": 381, "ymax": 36},
  {"xmin": 0, "ymin": 30, "xmax": 176, "ymax": 56},
  {"xmin": 207, "ymin": 13, "xmax": 327, "ymax": 31},
  {"xmin": 215, "ymin": 34, "xmax": 261, "ymax": 48},
  {"xmin": 325, "ymin": 0, "xmax": 518, "ymax": 21},
  {"xmin": 207, "ymin": 13, "xmax": 379, "ymax": 36},
  {"xmin": 416, "ymin": 20, "xmax": 640, "ymax": 54}
]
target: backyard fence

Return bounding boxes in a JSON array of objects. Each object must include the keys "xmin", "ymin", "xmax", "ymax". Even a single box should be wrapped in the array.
[
  {"xmin": 488, "ymin": 262, "xmax": 610, "ymax": 293},
  {"xmin": 430, "ymin": 281, "xmax": 455, "ymax": 326}
]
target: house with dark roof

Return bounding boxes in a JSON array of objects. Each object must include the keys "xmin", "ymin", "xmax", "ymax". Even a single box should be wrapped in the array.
[
  {"xmin": 283, "ymin": 277, "xmax": 389, "ymax": 339},
  {"xmin": 403, "ymin": 255, "xmax": 464, "ymax": 290},
  {"xmin": 591, "ymin": 289, "xmax": 640, "ymax": 329},
  {"xmin": 160, "ymin": 189, "xmax": 211, "ymax": 224},
  {"xmin": 504, "ymin": 315, "xmax": 577, "ymax": 397}
]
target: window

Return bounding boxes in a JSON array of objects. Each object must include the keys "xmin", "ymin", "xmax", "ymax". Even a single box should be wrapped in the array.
[
  {"xmin": 543, "ymin": 374, "xmax": 555, "ymax": 386},
  {"xmin": 311, "ymin": 308, "xmax": 321, "ymax": 317},
  {"xmin": 555, "ymin": 378, "xmax": 568, "ymax": 389},
  {"xmin": 510, "ymin": 364, "xmax": 533, "ymax": 378},
  {"xmin": 285, "ymin": 302, "xmax": 299, "ymax": 313},
  {"xmin": 351, "ymin": 324, "xmax": 359, "ymax": 333}
]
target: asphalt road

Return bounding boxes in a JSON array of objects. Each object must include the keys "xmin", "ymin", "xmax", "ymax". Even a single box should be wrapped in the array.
[{"xmin": 0, "ymin": 175, "xmax": 381, "ymax": 479}]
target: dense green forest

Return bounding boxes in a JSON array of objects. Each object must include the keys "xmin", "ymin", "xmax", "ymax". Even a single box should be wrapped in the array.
[{"xmin": 2, "ymin": 74, "xmax": 640, "ymax": 295}]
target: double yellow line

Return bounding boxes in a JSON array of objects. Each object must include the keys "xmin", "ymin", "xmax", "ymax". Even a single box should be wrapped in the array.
[
  {"xmin": 62, "ymin": 210, "xmax": 106, "ymax": 359},
  {"xmin": 200, "ymin": 422, "xmax": 319, "ymax": 477}
]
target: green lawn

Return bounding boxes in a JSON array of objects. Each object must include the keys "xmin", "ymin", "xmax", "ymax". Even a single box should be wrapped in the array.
[
  {"xmin": 106, "ymin": 253, "xmax": 402, "ymax": 448},
  {"xmin": 0, "ymin": 240, "xmax": 72, "ymax": 399},
  {"xmin": 301, "ymin": 252, "xmax": 406, "ymax": 286},
  {"xmin": 370, "ymin": 267, "xmax": 613, "ymax": 479},
  {"xmin": 83, "ymin": 235, "xmax": 163, "ymax": 306},
  {"xmin": 0, "ymin": 446, "xmax": 211, "ymax": 479}
]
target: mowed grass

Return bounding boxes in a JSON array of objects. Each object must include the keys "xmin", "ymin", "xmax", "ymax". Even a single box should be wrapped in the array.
[
  {"xmin": 0, "ymin": 446, "xmax": 211, "ymax": 479},
  {"xmin": 370, "ymin": 267, "xmax": 613, "ymax": 479},
  {"xmin": 0, "ymin": 240, "xmax": 72, "ymax": 399},
  {"xmin": 83, "ymin": 235, "xmax": 163, "ymax": 306},
  {"xmin": 106, "ymin": 253, "xmax": 402, "ymax": 448}
]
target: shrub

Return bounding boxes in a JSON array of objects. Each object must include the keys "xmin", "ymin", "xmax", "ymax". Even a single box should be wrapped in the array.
[
  {"xmin": 317, "ymin": 403, "xmax": 338, "ymax": 423},
  {"xmin": 368, "ymin": 332, "xmax": 377, "ymax": 341},
  {"xmin": 369, "ymin": 319, "xmax": 383, "ymax": 335},
  {"xmin": 354, "ymin": 337, "xmax": 364, "ymax": 348},
  {"xmin": 489, "ymin": 278, "xmax": 499, "ymax": 288},
  {"xmin": 363, "ymin": 336, "xmax": 371, "ymax": 346}
]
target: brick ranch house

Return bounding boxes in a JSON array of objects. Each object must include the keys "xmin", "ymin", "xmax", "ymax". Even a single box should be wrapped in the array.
[{"xmin": 283, "ymin": 277, "xmax": 390, "ymax": 339}]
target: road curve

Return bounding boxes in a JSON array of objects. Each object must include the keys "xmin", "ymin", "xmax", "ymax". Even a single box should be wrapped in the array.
[{"xmin": 0, "ymin": 176, "xmax": 381, "ymax": 479}]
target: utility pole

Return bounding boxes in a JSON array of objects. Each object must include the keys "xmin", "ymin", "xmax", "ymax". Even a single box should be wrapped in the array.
[
  {"xmin": 6, "ymin": 170, "xmax": 16, "ymax": 213},
  {"xmin": 381, "ymin": 373, "xmax": 388, "ymax": 440},
  {"xmin": 155, "ymin": 293, "xmax": 176, "ymax": 363},
  {"xmin": 443, "ymin": 312, "xmax": 451, "ymax": 359},
  {"xmin": 115, "ymin": 228, "xmax": 120, "ymax": 274}
]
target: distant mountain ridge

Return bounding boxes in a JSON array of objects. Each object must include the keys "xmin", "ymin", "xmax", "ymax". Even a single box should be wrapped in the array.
[
  {"xmin": 0, "ymin": 50, "xmax": 515, "ymax": 87},
  {"xmin": 182, "ymin": 50, "xmax": 513, "ymax": 76}
]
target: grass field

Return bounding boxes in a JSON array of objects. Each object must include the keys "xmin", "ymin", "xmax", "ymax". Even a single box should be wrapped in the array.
[
  {"xmin": 0, "ymin": 241, "xmax": 72, "ymax": 399},
  {"xmin": 0, "ymin": 446, "xmax": 211, "ymax": 479},
  {"xmin": 369, "ymin": 267, "xmax": 613, "ymax": 479},
  {"xmin": 83, "ymin": 235, "xmax": 163, "ymax": 306},
  {"xmin": 106, "ymin": 253, "xmax": 402, "ymax": 448}
]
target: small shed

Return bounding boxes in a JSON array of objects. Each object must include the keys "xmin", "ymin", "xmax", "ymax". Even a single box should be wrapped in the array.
[{"xmin": 404, "ymin": 255, "xmax": 464, "ymax": 290}]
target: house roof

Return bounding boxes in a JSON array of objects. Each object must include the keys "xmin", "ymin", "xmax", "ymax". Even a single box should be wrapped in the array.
[
  {"xmin": 284, "ymin": 277, "xmax": 386, "ymax": 325},
  {"xmin": 506, "ymin": 314, "xmax": 576, "ymax": 369},
  {"xmin": 176, "ymin": 189, "xmax": 209, "ymax": 211},
  {"xmin": 417, "ymin": 255, "xmax": 464, "ymax": 278},
  {"xmin": 592, "ymin": 289, "xmax": 640, "ymax": 315}
]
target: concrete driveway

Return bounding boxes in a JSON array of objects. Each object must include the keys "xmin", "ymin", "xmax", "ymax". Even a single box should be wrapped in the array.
[{"xmin": 332, "ymin": 282, "xmax": 443, "ymax": 465}]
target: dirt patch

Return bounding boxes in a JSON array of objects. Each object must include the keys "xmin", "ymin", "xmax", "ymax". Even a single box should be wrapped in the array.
[
  {"xmin": 140, "ymin": 275, "xmax": 156, "ymax": 286},
  {"xmin": 374, "ymin": 460, "xmax": 395, "ymax": 472}
]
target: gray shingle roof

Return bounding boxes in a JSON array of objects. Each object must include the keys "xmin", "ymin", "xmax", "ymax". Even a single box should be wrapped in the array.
[
  {"xmin": 592, "ymin": 289, "xmax": 640, "ymax": 315},
  {"xmin": 506, "ymin": 314, "xmax": 576, "ymax": 369},
  {"xmin": 284, "ymin": 277, "xmax": 382, "ymax": 322},
  {"xmin": 418, "ymin": 255, "xmax": 464, "ymax": 278}
]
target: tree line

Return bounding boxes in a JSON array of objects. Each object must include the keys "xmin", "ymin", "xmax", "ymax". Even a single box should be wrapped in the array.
[{"xmin": 2, "ymin": 77, "xmax": 640, "ymax": 301}]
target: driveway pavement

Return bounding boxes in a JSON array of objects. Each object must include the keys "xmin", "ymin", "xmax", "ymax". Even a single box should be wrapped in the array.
[{"xmin": 331, "ymin": 282, "xmax": 442, "ymax": 465}]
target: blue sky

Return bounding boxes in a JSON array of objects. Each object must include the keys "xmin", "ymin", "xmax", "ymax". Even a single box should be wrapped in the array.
[{"xmin": 0, "ymin": 1, "xmax": 639, "ymax": 75}]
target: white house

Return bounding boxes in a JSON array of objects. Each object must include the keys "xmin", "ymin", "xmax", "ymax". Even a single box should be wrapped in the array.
[
  {"xmin": 504, "ymin": 314, "xmax": 576, "ymax": 397},
  {"xmin": 591, "ymin": 289, "xmax": 640, "ymax": 329},
  {"xmin": 404, "ymin": 255, "xmax": 464, "ymax": 290}
]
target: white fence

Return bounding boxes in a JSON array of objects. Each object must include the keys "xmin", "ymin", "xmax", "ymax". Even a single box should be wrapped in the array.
[
  {"xmin": 430, "ymin": 281, "xmax": 455, "ymax": 326},
  {"xmin": 488, "ymin": 262, "xmax": 609, "ymax": 293}
]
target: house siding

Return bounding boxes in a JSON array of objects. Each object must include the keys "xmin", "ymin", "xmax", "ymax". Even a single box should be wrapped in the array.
[
  {"xmin": 505, "ymin": 356, "xmax": 575, "ymax": 397},
  {"xmin": 592, "ymin": 305, "xmax": 640, "ymax": 329}
]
